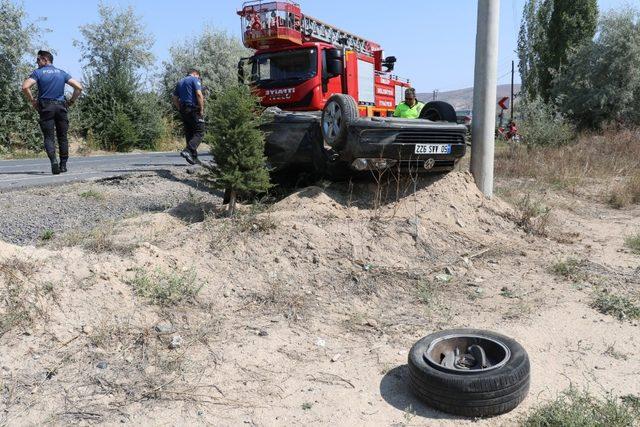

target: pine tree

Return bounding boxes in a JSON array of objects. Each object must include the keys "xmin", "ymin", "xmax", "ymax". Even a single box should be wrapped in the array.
[{"xmin": 202, "ymin": 85, "xmax": 271, "ymax": 215}]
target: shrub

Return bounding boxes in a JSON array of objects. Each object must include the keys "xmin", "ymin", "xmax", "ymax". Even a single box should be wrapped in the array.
[{"xmin": 517, "ymin": 96, "xmax": 576, "ymax": 147}]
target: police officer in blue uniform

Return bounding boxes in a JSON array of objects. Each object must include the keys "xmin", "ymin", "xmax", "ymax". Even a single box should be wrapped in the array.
[
  {"xmin": 172, "ymin": 69, "xmax": 205, "ymax": 165},
  {"xmin": 22, "ymin": 50, "xmax": 83, "ymax": 175}
]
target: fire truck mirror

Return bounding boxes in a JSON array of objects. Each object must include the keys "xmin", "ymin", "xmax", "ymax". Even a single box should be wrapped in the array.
[{"xmin": 326, "ymin": 49, "xmax": 344, "ymax": 78}]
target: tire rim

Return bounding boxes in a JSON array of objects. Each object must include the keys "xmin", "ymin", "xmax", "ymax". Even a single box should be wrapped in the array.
[
  {"xmin": 424, "ymin": 334, "xmax": 511, "ymax": 374},
  {"xmin": 322, "ymin": 102, "xmax": 342, "ymax": 144}
]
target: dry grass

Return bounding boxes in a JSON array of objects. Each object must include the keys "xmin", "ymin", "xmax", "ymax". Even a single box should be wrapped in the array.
[
  {"xmin": 58, "ymin": 223, "xmax": 136, "ymax": 255},
  {"xmin": 0, "ymin": 257, "xmax": 48, "ymax": 337},
  {"xmin": 244, "ymin": 279, "xmax": 307, "ymax": 321},
  {"xmin": 513, "ymin": 194, "xmax": 552, "ymax": 236},
  {"xmin": 69, "ymin": 314, "xmax": 222, "ymax": 418},
  {"xmin": 496, "ymin": 128, "xmax": 640, "ymax": 193}
]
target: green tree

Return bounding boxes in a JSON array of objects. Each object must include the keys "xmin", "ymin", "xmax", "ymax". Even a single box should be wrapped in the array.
[
  {"xmin": 541, "ymin": 0, "xmax": 598, "ymax": 101},
  {"xmin": 74, "ymin": 3, "xmax": 166, "ymax": 151},
  {"xmin": 518, "ymin": 0, "xmax": 543, "ymax": 99},
  {"xmin": 553, "ymin": 8, "xmax": 640, "ymax": 129},
  {"xmin": 518, "ymin": 0, "xmax": 598, "ymax": 101},
  {"xmin": 201, "ymin": 85, "xmax": 271, "ymax": 215},
  {"xmin": 0, "ymin": 0, "xmax": 43, "ymax": 152}
]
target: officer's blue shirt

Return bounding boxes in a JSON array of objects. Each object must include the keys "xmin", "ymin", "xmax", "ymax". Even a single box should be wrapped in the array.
[
  {"xmin": 174, "ymin": 75, "xmax": 202, "ymax": 107},
  {"xmin": 29, "ymin": 65, "xmax": 72, "ymax": 101}
]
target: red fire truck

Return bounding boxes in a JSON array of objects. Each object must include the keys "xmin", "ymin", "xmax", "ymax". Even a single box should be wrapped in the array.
[{"xmin": 237, "ymin": 0, "xmax": 467, "ymax": 175}]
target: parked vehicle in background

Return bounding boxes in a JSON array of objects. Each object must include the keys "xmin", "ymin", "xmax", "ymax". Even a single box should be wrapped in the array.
[
  {"xmin": 456, "ymin": 109, "xmax": 472, "ymax": 129},
  {"xmin": 496, "ymin": 120, "xmax": 520, "ymax": 142}
]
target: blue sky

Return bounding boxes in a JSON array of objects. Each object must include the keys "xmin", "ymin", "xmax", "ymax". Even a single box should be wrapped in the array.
[{"xmin": 20, "ymin": 0, "xmax": 633, "ymax": 92}]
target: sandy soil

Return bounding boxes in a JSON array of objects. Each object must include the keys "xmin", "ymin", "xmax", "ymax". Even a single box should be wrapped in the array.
[{"xmin": 0, "ymin": 171, "xmax": 638, "ymax": 426}]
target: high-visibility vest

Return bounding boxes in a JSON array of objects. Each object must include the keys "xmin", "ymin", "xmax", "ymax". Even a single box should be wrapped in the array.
[{"xmin": 393, "ymin": 101, "xmax": 425, "ymax": 119}]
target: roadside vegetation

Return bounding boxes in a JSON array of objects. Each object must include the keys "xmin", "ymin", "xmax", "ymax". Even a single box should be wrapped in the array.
[
  {"xmin": 128, "ymin": 268, "xmax": 202, "ymax": 307},
  {"xmin": 504, "ymin": 4, "xmax": 640, "ymax": 208},
  {"xmin": 591, "ymin": 291, "xmax": 640, "ymax": 321},
  {"xmin": 522, "ymin": 388, "xmax": 640, "ymax": 427},
  {"xmin": 0, "ymin": 2, "xmax": 246, "ymax": 157},
  {"xmin": 624, "ymin": 234, "xmax": 640, "ymax": 254}
]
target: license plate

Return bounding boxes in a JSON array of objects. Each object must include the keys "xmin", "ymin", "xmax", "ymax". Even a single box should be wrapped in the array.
[{"xmin": 414, "ymin": 144, "xmax": 451, "ymax": 155}]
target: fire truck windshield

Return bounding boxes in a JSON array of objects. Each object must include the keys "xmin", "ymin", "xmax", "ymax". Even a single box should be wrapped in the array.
[{"xmin": 250, "ymin": 48, "xmax": 317, "ymax": 88}]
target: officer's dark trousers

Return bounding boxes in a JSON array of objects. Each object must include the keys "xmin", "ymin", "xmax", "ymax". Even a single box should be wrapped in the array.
[
  {"xmin": 179, "ymin": 105, "xmax": 204, "ymax": 154},
  {"xmin": 38, "ymin": 101, "xmax": 69, "ymax": 164}
]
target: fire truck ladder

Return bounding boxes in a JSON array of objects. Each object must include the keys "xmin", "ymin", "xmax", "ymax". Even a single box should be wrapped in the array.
[{"xmin": 300, "ymin": 15, "xmax": 379, "ymax": 56}]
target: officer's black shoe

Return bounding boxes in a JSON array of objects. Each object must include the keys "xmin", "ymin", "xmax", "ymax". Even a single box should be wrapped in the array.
[
  {"xmin": 60, "ymin": 163, "xmax": 68, "ymax": 173},
  {"xmin": 180, "ymin": 149, "xmax": 196, "ymax": 165},
  {"xmin": 191, "ymin": 150, "xmax": 201, "ymax": 164},
  {"xmin": 51, "ymin": 162, "xmax": 61, "ymax": 175}
]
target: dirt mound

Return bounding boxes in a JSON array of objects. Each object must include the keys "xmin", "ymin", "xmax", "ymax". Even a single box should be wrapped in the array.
[{"xmin": 2, "ymin": 171, "xmax": 638, "ymax": 425}]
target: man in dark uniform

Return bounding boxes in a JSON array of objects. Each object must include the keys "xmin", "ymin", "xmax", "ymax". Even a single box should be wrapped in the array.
[
  {"xmin": 22, "ymin": 50, "xmax": 83, "ymax": 175},
  {"xmin": 173, "ymin": 69, "xmax": 205, "ymax": 165}
]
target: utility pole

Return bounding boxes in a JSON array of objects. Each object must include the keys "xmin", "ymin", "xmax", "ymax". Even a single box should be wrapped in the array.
[
  {"xmin": 471, "ymin": 0, "xmax": 500, "ymax": 198},
  {"xmin": 510, "ymin": 60, "xmax": 515, "ymax": 122}
]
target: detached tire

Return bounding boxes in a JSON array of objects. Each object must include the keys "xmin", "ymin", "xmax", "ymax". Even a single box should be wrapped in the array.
[
  {"xmin": 408, "ymin": 329, "xmax": 530, "ymax": 418},
  {"xmin": 321, "ymin": 94, "xmax": 358, "ymax": 150},
  {"xmin": 420, "ymin": 101, "xmax": 457, "ymax": 122}
]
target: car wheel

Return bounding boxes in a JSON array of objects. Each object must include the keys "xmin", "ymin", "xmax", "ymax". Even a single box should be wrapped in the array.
[
  {"xmin": 408, "ymin": 329, "xmax": 530, "ymax": 417},
  {"xmin": 420, "ymin": 101, "xmax": 458, "ymax": 123},
  {"xmin": 321, "ymin": 94, "xmax": 358, "ymax": 150}
]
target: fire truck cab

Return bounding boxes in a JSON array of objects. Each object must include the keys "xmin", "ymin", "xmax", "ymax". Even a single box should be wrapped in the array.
[
  {"xmin": 237, "ymin": 0, "xmax": 467, "ymax": 176},
  {"xmin": 238, "ymin": 1, "xmax": 409, "ymax": 117}
]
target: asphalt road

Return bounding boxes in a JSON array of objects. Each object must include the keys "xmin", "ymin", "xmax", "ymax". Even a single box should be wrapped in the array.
[{"xmin": 0, "ymin": 151, "xmax": 213, "ymax": 192}]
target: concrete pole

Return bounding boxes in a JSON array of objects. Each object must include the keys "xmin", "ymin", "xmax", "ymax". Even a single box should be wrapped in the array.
[{"xmin": 471, "ymin": 0, "xmax": 500, "ymax": 198}]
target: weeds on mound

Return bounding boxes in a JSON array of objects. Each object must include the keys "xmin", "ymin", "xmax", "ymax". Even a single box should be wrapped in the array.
[
  {"xmin": 128, "ymin": 268, "xmax": 202, "ymax": 306},
  {"xmin": 624, "ymin": 234, "xmax": 640, "ymax": 254},
  {"xmin": 522, "ymin": 388, "xmax": 639, "ymax": 427},
  {"xmin": 591, "ymin": 291, "xmax": 640, "ymax": 321},
  {"xmin": 514, "ymin": 194, "xmax": 551, "ymax": 236}
]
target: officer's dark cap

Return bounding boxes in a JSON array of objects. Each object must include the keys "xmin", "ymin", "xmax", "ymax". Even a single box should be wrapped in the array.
[
  {"xmin": 187, "ymin": 68, "xmax": 201, "ymax": 76},
  {"xmin": 38, "ymin": 50, "xmax": 54, "ymax": 63}
]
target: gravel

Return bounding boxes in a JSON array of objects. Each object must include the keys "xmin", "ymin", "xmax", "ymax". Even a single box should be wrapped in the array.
[{"xmin": 0, "ymin": 170, "xmax": 221, "ymax": 246}]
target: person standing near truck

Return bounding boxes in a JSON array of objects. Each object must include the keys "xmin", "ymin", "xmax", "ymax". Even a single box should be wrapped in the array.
[
  {"xmin": 393, "ymin": 88, "xmax": 424, "ymax": 119},
  {"xmin": 22, "ymin": 50, "xmax": 83, "ymax": 175},
  {"xmin": 173, "ymin": 69, "xmax": 205, "ymax": 165}
]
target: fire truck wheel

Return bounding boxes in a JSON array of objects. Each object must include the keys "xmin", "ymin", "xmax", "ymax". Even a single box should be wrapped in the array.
[
  {"xmin": 420, "ymin": 101, "xmax": 458, "ymax": 123},
  {"xmin": 408, "ymin": 329, "xmax": 530, "ymax": 418},
  {"xmin": 321, "ymin": 94, "xmax": 358, "ymax": 150}
]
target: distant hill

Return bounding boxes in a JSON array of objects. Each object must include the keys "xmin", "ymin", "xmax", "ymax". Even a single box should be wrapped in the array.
[{"xmin": 417, "ymin": 84, "xmax": 521, "ymax": 110}]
